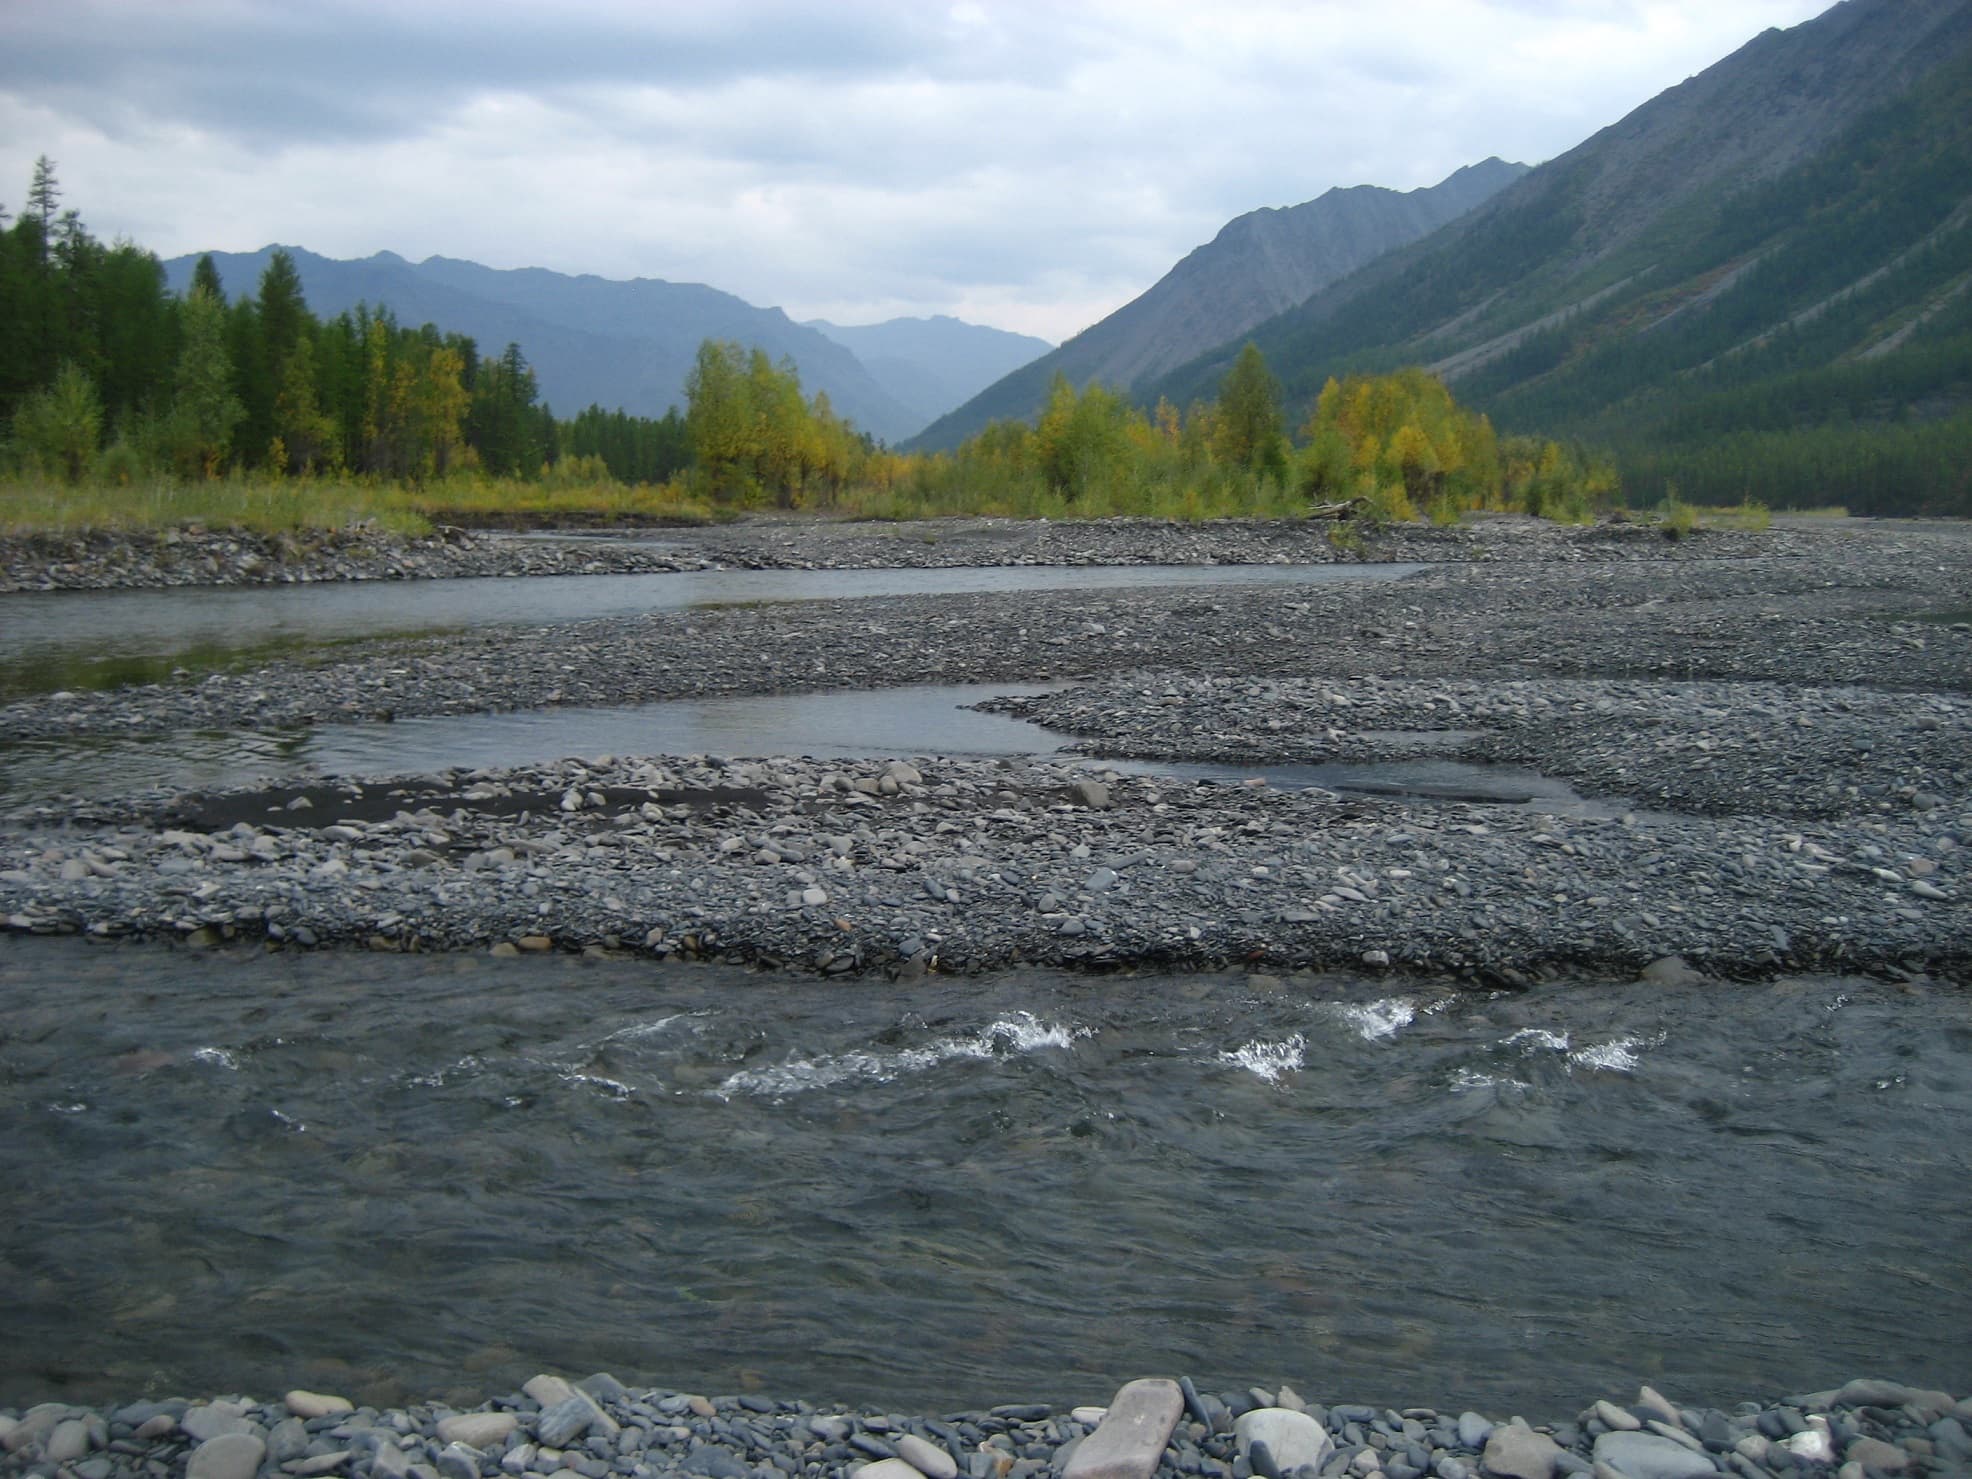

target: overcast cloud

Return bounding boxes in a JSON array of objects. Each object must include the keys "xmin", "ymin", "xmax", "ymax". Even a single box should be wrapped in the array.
[{"xmin": 0, "ymin": 0, "xmax": 1832, "ymax": 342}]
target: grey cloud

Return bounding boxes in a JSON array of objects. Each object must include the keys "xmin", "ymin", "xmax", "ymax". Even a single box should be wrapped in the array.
[{"xmin": 0, "ymin": 1, "xmax": 1102, "ymax": 147}]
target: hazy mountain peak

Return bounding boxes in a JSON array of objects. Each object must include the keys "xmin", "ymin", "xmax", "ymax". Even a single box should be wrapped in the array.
[{"xmin": 803, "ymin": 316, "xmax": 1054, "ymax": 430}]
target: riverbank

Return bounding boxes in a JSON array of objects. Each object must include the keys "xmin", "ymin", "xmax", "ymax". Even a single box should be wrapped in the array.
[
  {"xmin": 3, "ymin": 1373, "xmax": 1967, "ymax": 1479},
  {"xmin": 0, "ymin": 515, "xmax": 1966, "ymax": 977},
  {"xmin": 0, "ymin": 510, "xmax": 1842, "ymax": 594}
]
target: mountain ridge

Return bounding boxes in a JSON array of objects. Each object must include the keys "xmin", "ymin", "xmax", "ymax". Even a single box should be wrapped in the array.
[
  {"xmin": 906, "ymin": 157, "xmax": 1528, "ymax": 451},
  {"xmin": 160, "ymin": 248, "xmax": 1041, "ymax": 444},
  {"xmin": 1143, "ymin": 0, "xmax": 1972, "ymax": 478},
  {"xmin": 802, "ymin": 315, "xmax": 1053, "ymax": 432}
]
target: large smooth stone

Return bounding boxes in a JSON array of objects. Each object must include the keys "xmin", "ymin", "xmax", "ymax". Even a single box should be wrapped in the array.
[
  {"xmin": 181, "ymin": 1407, "xmax": 255, "ymax": 1444},
  {"xmin": 523, "ymin": 1376, "xmax": 578, "ymax": 1408},
  {"xmin": 1484, "ymin": 1427, "xmax": 1562, "ymax": 1479},
  {"xmin": 438, "ymin": 1414, "xmax": 519, "ymax": 1451},
  {"xmin": 45, "ymin": 1421, "xmax": 93, "ymax": 1463},
  {"xmin": 535, "ymin": 1397, "xmax": 599, "ymax": 1448},
  {"xmin": 1236, "ymin": 1409, "xmax": 1333, "ymax": 1475},
  {"xmin": 1592, "ymin": 1432, "xmax": 1717, "ymax": 1479},
  {"xmin": 286, "ymin": 1392, "xmax": 354, "ymax": 1420},
  {"xmin": 895, "ymin": 1434, "xmax": 959, "ymax": 1479},
  {"xmin": 1062, "ymin": 1379, "xmax": 1186, "ymax": 1479},
  {"xmin": 187, "ymin": 1433, "xmax": 267, "ymax": 1479}
]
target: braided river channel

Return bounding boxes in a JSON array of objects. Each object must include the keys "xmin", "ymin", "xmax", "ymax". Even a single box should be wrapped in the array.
[{"xmin": 3, "ymin": 937, "xmax": 1967, "ymax": 1412}]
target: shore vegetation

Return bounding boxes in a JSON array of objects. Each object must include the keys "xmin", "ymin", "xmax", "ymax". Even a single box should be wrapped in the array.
[{"xmin": 4, "ymin": 162, "xmax": 1616, "ymax": 536}]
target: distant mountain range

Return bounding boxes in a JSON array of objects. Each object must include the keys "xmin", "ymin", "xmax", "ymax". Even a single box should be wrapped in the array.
[
  {"xmin": 908, "ymin": 158, "xmax": 1529, "ymax": 451},
  {"xmin": 804, "ymin": 316, "xmax": 1053, "ymax": 433},
  {"xmin": 160, "ymin": 249, "xmax": 1051, "ymax": 446},
  {"xmin": 1139, "ymin": 0, "xmax": 1972, "ymax": 496}
]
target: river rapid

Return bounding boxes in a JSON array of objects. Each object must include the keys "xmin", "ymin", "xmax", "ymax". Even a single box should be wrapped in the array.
[{"xmin": 3, "ymin": 936, "xmax": 1966, "ymax": 1416}]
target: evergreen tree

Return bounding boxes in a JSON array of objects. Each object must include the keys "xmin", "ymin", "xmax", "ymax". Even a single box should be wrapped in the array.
[
  {"xmin": 191, "ymin": 253, "xmax": 225, "ymax": 301},
  {"xmin": 24, "ymin": 157, "xmax": 58, "ymax": 261},
  {"xmin": 170, "ymin": 282, "xmax": 244, "ymax": 476},
  {"xmin": 1213, "ymin": 342, "xmax": 1287, "ymax": 481}
]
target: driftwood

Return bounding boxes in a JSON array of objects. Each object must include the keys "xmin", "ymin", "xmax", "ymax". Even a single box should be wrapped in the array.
[{"xmin": 1307, "ymin": 498, "xmax": 1366, "ymax": 520}]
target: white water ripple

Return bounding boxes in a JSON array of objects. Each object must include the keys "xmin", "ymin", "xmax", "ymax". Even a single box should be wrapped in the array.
[
  {"xmin": 1506, "ymin": 1028, "xmax": 1571, "ymax": 1053},
  {"xmin": 1219, "ymin": 1034, "xmax": 1306, "ymax": 1083},
  {"xmin": 1338, "ymin": 998, "xmax": 1415, "ymax": 1041},
  {"xmin": 715, "ymin": 1012, "xmax": 1086, "ymax": 1100},
  {"xmin": 1568, "ymin": 1033, "xmax": 1665, "ymax": 1073}
]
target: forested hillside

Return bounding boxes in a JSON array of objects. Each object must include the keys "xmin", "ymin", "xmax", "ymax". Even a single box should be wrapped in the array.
[{"xmin": 1150, "ymin": 0, "xmax": 1972, "ymax": 513}]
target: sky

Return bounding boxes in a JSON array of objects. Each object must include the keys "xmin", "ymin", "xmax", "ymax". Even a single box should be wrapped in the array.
[{"xmin": 0, "ymin": 0, "xmax": 1834, "ymax": 345}]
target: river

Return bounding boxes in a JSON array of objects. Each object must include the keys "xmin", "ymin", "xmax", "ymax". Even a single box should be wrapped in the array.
[{"xmin": 3, "ymin": 936, "xmax": 1965, "ymax": 1413}]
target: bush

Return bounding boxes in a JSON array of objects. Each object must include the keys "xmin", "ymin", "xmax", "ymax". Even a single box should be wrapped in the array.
[{"xmin": 12, "ymin": 362, "xmax": 102, "ymax": 484}]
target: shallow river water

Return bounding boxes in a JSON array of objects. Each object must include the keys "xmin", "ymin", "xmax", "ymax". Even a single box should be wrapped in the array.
[
  {"xmin": 0, "ymin": 561, "xmax": 1422, "ymax": 698},
  {"xmin": 2, "ymin": 938, "xmax": 1966, "ymax": 1413},
  {"xmin": 0, "ymin": 681, "xmax": 1604, "ymax": 811}
]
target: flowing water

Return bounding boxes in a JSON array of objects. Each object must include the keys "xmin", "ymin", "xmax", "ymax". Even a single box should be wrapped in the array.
[
  {"xmin": 0, "ymin": 561, "xmax": 1423, "ymax": 699},
  {"xmin": 3, "ymin": 937, "xmax": 1966, "ymax": 1412}
]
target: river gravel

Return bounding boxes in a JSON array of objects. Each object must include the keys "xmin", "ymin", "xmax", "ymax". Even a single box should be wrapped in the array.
[
  {"xmin": 3, "ymin": 1374, "xmax": 1970, "ymax": 1479},
  {"xmin": 1, "ymin": 515, "xmax": 1967, "ymax": 976},
  {"xmin": 0, "ymin": 512, "xmax": 1817, "ymax": 594}
]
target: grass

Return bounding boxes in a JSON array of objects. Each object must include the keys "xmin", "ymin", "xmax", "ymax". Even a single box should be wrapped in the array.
[
  {"xmin": 3, "ymin": 462, "xmax": 1661, "ymax": 542},
  {"xmin": 0, "ymin": 471, "xmax": 719, "ymax": 538},
  {"xmin": 826, "ymin": 467, "xmax": 1315, "ymax": 523},
  {"xmin": 1689, "ymin": 499, "xmax": 1773, "ymax": 531},
  {"xmin": 0, "ymin": 472, "xmax": 430, "ymax": 536}
]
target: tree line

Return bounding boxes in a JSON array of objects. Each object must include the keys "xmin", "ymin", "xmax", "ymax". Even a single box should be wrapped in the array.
[
  {"xmin": 3, "ymin": 158, "xmax": 1617, "ymax": 526},
  {"xmin": 0, "ymin": 159, "xmax": 688, "ymax": 490},
  {"xmin": 890, "ymin": 348, "xmax": 1613, "ymax": 523}
]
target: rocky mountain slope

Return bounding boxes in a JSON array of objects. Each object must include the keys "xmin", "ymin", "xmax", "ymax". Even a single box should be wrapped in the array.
[
  {"xmin": 908, "ymin": 158, "xmax": 1527, "ymax": 451},
  {"xmin": 1147, "ymin": 0, "xmax": 1972, "ymax": 508}
]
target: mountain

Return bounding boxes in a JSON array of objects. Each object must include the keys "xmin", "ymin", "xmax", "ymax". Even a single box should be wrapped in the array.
[
  {"xmin": 1146, "ymin": 0, "xmax": 1972, "ymax": 510},
  {"xmin": 160, "ymin": 248, "xmax": 929, "ymax": 444},
  {"xmin": 907, "ymin": 157, "xmax": 1529, "ymax": 451},
  {"xmin": 802, "ymin": 316, "xmax": 1052, "ymax": 433}
]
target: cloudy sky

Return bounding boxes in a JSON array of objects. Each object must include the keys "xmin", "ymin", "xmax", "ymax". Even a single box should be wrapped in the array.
[{"xmin": 1, "ymin": 0, "xmax": 1831, "ymax": 344}]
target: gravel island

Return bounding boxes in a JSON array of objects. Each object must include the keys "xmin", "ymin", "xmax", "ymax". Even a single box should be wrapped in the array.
[{"xmin": 1, "ymin": 515, "xmax": 1965, "ymax": 978}]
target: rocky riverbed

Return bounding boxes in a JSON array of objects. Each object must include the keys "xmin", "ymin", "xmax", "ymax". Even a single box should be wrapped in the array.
[
  {"xmin": 2, "ymin": 1372, "xmax": 1967, "ymax": 1479},
  {"xmin": 1, "ymin": 514, "xmax": 1966, "ymax": 977},
  {"xmin": 2, "ymin": 516, "xmax": 1969, "ymax": 1467},
  {"xmin": 0, "ymin": 509, "xmax": 1844, "ymax": 594}
]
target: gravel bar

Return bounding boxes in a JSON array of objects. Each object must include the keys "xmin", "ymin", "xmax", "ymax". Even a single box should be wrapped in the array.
[
  {"xmin": 3, "ymin": 1372, "xmax": 1968, "ymax": 1479},
  {"xmin": 2, "ymin": 515, "xmax": 1967, "ymax": 978}
]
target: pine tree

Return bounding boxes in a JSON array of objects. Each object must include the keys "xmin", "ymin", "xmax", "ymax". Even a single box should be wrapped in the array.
[
  {"xmin": 25, "ymin": 158, "xmax": 59, "ymax": 257},
  {"xmin": 171, "ymin": 282, "xmax": 244, "ymax": 477},
  {"xmin": 1213, "ymin": 342, "xmax": 1286, "ymax": 481}
]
